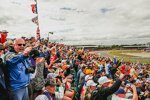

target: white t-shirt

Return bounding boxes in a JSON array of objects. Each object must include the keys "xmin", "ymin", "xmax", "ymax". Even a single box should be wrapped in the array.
[
  {"xmin": 112, "ymin": 95, "xmax": 131, "ymax": 100},
  {"xmin": 35, "ymin": 87, "xmax": 64, "ymax": 100},
  {"xmin": 35, "ymin": 95, "xmax": 48, "ymax": 100}
]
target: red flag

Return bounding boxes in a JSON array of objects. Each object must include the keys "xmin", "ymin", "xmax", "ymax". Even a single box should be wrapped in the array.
[
  {"xmin": 31, "ymin": 4, "xmax": 38, "ymax": 14},
  {"xmin": 1, "ymin": 34, "xmax": 7, "ymax": 44},
  {"xmin": 32, "ymin": 16, "xmax": 39, "ymax": 25}
]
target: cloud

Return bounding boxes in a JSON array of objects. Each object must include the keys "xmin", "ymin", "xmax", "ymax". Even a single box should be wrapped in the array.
[
  {"xmin": 134, "ymin": 33, "xmax": 150, "ymax": 39},
  {"xmin": 0, "ymin": 16, "xmax": 13, "ymax": 25},
  {"xmin": 49, "ymin": 16, "xmax": 65, "ymax": 21},
  {"xmin": 57, "ymin": 28, "xmax": 74, "ymax": 33},
  {"xmin": 100, "ymin": 8, "xmax": 115, "ymax": 14},
  {"xmin": 0, "ymin": 0, "xmax": 150, "ymax": 45},
  {"xmin": 60, "ymin": 7, "xmax": 76, "ymax": 11}
]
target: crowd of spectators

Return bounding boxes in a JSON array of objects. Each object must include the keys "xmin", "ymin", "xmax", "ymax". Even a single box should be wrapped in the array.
[{"xmin": 0, "ymin": 37, "xmax": 149, "ymax": 100}]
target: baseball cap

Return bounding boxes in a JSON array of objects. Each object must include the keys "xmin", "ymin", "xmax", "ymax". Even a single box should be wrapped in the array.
[
  {"xmin": 98, "ymin": 76, "xmax": 112, "ymax": 85},
  {"xmin": 85, "ymin": 69, "xmax": 94, "ymax": 75},
  {"xmin": 86, "ymin": 80, "xmax": 97, "ymax": 87},
  {"xmin": 47, "ymin": 73, "xmax": 59, "ymax": 79},
  {"xmin": 114, "ymin": 88, "xmax": 126, "ymax": 98},
  {"xmin": 115, "ymin": 88, "xmax": 125, "ymax": 94},
  {"xmin": 45, "ymin": 79, "xmax": 57, "ymax": 87}
]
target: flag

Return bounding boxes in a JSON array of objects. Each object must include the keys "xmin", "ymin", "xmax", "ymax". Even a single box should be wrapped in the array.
[
  {"xmin": 32, "ymin": 16, "xmax": 39, "ymax": 25},
  {"xmin": 1, "ymin": 33, "xmax": 7, "ymax": 44},
  {"xmin": 31, "ymin": 4, "xmax": 38, "ymax": 14}
]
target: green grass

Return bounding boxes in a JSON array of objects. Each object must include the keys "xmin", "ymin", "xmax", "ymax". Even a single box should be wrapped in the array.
[
  {"xmin": 107, "ymin": 50, "xmax": 150, "ymax": 64},
  {"xmin": 108, "ymin": 50, "xmax": 142, "ymax": 57}
]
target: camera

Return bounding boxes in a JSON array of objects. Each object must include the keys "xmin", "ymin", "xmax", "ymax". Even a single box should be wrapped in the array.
[
  {"xmin": 25, "ymin": 49, "xmax": 40, "ymax": 74},
  {"xmin": 25, "ymin": 66, "xmax": 35, "ymax": 74},
  {"xmin": 29, "ymin": 49, "xmax": 40, "ymax": 59}
]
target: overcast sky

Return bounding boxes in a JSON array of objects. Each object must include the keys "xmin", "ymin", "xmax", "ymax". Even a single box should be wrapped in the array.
[{"xmin": 0, "ymin": 0, "xmax": 150, "ymax": 45}]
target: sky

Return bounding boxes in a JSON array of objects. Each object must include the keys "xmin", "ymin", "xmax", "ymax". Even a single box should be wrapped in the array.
[{"xmin": 0, "ymin": 0, "xmax": 150, "ymax": 45}]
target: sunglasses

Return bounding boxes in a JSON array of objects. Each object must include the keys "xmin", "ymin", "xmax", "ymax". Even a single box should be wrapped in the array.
[{"xmin": 18, "ymin": 44, "xmax": 26, "ymax": 46}]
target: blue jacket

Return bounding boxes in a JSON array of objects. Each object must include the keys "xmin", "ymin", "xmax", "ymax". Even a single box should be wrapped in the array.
[{"xmin": 5, "ymin": 52, "xmax": 30, "ymax": 91}]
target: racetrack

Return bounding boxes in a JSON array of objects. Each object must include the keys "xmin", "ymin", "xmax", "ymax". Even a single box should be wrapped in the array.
[
  {"xmin": 122, "ymin": 52, "xmax": 150, "ymax": 58},
  {"xmin": 92, "ymin": 50, "xmax": 150, "ymax": 64}
]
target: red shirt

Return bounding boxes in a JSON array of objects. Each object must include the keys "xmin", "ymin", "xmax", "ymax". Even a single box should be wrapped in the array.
[
  {"xmin": 121, "ymin": 65, "xmax": 130, "ymax": 75},
  {"xmin": 50, "ymin": 55, "xmax": 57, "ymax": 62}
]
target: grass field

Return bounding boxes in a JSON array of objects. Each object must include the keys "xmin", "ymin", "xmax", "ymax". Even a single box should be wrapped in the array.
[{"xmin": 107, "ymin": 50, "xmax": 150, "ymax": 64}]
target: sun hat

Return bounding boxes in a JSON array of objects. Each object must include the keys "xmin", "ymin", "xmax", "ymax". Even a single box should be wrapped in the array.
[{"xmin": 98, "ymin": 76, "xmax": 112, "ymax": 85}]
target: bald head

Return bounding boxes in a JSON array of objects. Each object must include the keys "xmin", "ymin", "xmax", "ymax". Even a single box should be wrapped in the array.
[{"xmin": 13, "ymin": 38, "xmax": 25, "ymax": 53}]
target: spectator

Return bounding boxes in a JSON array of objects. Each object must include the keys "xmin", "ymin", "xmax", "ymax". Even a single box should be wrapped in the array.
[
  {"xmin": 105, "ymin": 60, "xmax": 112, "ymax": 78},
  {"xmin": 4, "ymin": 38, "xmax": 32, "ymax": 100},
  {"xmin": 90, "ymin": 74, "xmax": 126, "ymax": 100},
  {"xmin": 83, "ymin": 80, "xmax": 97, "ymax": 100},
  {"xmin": 0, "ymin": 43, "xmax": 9, "ymax": 100},
  {"xmin": 29, "ymin": 57, "xmax": 46, "ymax": 100},
  {"xmin": 35, "ymin": 79, "xmax": 57, "ymax": 100},
  {"xmin": 112, "ymin": 84, "xmax": 138, "ymax": 100}
]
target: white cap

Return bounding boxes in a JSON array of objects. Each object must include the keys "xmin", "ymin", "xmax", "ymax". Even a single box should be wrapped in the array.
[
  {"xmin": 98, "ymin": 76, "xmax": 112, "ymax": 85},
  {"xmin": 85, "ymin": 75, "xmax": 93, "ymax": 81},
  {"xmin": 86, "ymin": 80, "xmax": 97, "ymax": 87}
]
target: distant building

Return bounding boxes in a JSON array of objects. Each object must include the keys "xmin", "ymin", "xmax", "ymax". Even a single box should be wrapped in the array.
[
  {"xmin": 72, "ymin": 45, "xmax": 98, "ymax": 50},
  {"xmin": 144, "ymin": 48, "xmax": 150, "ymax": 52},
  {"xmin": 122, "ymin": 45, "xmax": 147, "ymax": 50}
]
